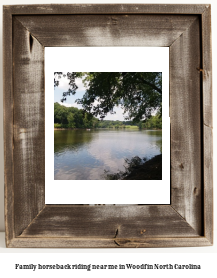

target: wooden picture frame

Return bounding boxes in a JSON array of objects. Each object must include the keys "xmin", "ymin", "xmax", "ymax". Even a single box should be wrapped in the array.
[{"xmin": 3, "ymin": 4, "xmax": 213, "ymax": 248}]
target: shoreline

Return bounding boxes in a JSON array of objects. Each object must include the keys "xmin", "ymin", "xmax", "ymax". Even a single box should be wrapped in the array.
[
  {"xmin": 123, "ymin": 154, "xmax": 162, "ymax": 180},
  {"xmin": 54, "ymin": 127, "xmax": 162, "ymax": 131},
  {"xmin": 104, "ymin": 154, "xmax": 162, "ymax": 180}
]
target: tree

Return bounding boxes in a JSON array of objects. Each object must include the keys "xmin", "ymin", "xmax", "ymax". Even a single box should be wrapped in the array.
[
  {"xmin": 54, "ymin": 102, "xmax": 68, "ymax": 124},
  {"xmin": 67, "ymin": 112, "xmax": 76, "ymax": 128},
  {"xmin": 54, "ymin": 72, "xmax": 162, "ymax": 122},
  {"xmin": 54, "ymin": 102, "xmax": 99, "ymax": 128},
  {"xmin": 142, "ymin": 114, "xmax": 162, "ymax": 129}
]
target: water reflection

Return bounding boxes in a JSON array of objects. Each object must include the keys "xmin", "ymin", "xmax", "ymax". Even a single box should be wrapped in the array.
[
  {"xmin": 54, "ymin": 130, "xmax": 94, "ymax": 154},
  {"xmin": 54, "ymin": 129, "xmax": 162, "ymax": 180}
]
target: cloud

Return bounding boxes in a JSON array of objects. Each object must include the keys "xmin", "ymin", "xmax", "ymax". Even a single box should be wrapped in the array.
[
  {"xmin": 55, "ymin": 75, "xmax": 70, "ymax": 90},
  {"xmin": 75, "ymin": 78, "xmax": 86, "ymax": 92},
  {"xmin": 55, "ymin": 74, "xmax": 87, "ymax": 92},
  {"xmin": 58, "ymin": 102, "xmax": 72, "ymax": 107},
  {"xmin": 103, "ymin": 106, "xmax": 128, "ymax": 121},
  {"xmin": 58, "ymin": 102, "xmax": 82, "ymax": 109}
]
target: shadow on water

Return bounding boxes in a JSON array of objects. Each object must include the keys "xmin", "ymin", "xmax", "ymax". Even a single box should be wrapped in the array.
[
  {"xmin": 145, "ymin": 130, "xmax": 162, "ymax": 154},
  {"xmin": 155, "ymin": 138, "xmax": 162, "ymax": 154},
  {"xmin": 145, "ymin": 130, "xmax": 162, "ymax": 136},
  {"xmin": 103, "ymin": 154, "xmax": 162, "ymax": 180}
]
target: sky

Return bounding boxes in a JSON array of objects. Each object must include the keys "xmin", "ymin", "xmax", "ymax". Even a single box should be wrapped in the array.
[{"xmin": 54, "ymin": 74, "xmax": 127, "ymax": 121}]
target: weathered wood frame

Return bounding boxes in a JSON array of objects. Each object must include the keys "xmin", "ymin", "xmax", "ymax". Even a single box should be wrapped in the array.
[{"xmin": 3, "ymin": 4, "xmax": 212, "ymax": 248}]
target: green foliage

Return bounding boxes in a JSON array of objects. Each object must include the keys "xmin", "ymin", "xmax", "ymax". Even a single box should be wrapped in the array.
[
  {"xmin": 54, "ymin": 72, "xmax": 162, "ymax": 122},
  {"xmin": 54, "ymin": 102, "xmax": 99, "ymax": 129},
  {"xmin": 67, "ymin": 113, "xmax": 76, "ymax": 128},
  {"xmin": 142, "ymin": 115, "xmax": 162, "ymax": 129},
  {"xmin": 54, "ymin": 102, "xmax": 68, "ymax": 124},
  {"xmin": 96, "ymin": 120, "xmax": 138, "ymax": 129},
  {"xmin": 54, "ymin": 123, "xmax": 63, "ymax": 128},
  {"xmin": 54, "ymin": 103, "xmax": 162, "ymax": 130},
  {"xmin": 54, "ymin": 123, "xmax": 69, "ymax": 128}
]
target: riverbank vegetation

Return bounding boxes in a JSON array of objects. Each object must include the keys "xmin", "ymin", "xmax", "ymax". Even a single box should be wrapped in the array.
[
  {"xmin": 54, "ymin": 102, "xmax": 162, "ymax": 129},
  {"xmin": 103, "ymin": 154, "xmax": 162, "ymax": 180}
]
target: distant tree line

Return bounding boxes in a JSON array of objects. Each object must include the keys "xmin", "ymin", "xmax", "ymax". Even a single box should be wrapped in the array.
[
  {"xmin": 54, "ymin": 102, "xmax": 98, "ymax": 129},
  {"xmin": 54, "ymin": 102, "xmax": 162, "ymax": 129}
]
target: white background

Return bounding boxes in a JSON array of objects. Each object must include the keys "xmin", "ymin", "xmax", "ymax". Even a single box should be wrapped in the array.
[
  {"xmin": 46, "ymin": 47, "xmax": 170, "ymax": 204},
  {"xmin": 0, "ymin": 0, "xmax": 216, "ymax": 277}
]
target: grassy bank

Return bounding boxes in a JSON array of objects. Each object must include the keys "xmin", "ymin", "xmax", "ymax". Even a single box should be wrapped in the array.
[{"xmin": 54, "ymin": 126, "xmax": 139, "ymax": 130}]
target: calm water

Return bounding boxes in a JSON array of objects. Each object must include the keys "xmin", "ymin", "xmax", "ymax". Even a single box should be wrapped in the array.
[{"xmin": 54, "ymin": 129, "xmax": 162, "ymax": 180}]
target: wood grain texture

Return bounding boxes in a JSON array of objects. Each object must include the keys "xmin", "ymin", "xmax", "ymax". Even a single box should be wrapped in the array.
[
  {"xmin": 3, "ymin": 7, "xmax": 14, "ymax": 247},
  {"xmin": 20, "ymin": 205, "xmax": 198, "ymax": 238},
  {"xmin": 170, "ymin": 17, "xmax": 202, "ymax": 234},
  {"xmin": 16, "ymin": 15, "xmax": 197, "ymax": 47},
  {"xmin": 3, "ymin": 4, "xmax": 213, "ymax": 248},
  {"xmin": 8, "ymin": 237, "xmax": 212, "ymax": 248},
  {"xmin": 202, "ymin": 6, "xmax": 212, "ymax": 129},
  {"xmin": 12, "ymin": 17, "xmax": 45, "ymax": 237},
  {"xmin": 201, "ymin": 6, "xmax": 213, "ymax": 245},
  {"xmin": 203, "ymin": 125, "xmax": 213, "ymax": 243},
  {"xmin": 4, "ymin": 4, "xmax": 207, "ymax": 15}
]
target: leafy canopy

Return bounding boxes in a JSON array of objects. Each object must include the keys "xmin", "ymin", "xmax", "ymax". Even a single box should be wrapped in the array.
[
  {"xmin": 54, "ymin": 72, "xmax": 162, "ymax": 122},
  {"xmin": 54, "ymin": 102, "xmax": 99, "ymax": 129}
]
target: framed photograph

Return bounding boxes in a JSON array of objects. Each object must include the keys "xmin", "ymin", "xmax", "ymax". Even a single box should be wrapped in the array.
[
  {"xmin": 46, "ymin": 47, "xmax": 170, "ymax": 205},
  {"xmin": 4, "ymin": 4, "xmax": 213, "ymax": 247}
]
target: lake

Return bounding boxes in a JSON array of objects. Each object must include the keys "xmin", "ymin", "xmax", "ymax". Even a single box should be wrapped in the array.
[{"xmin": 54, "ymin": 129, "xmax": 162, "ymax": 180}]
